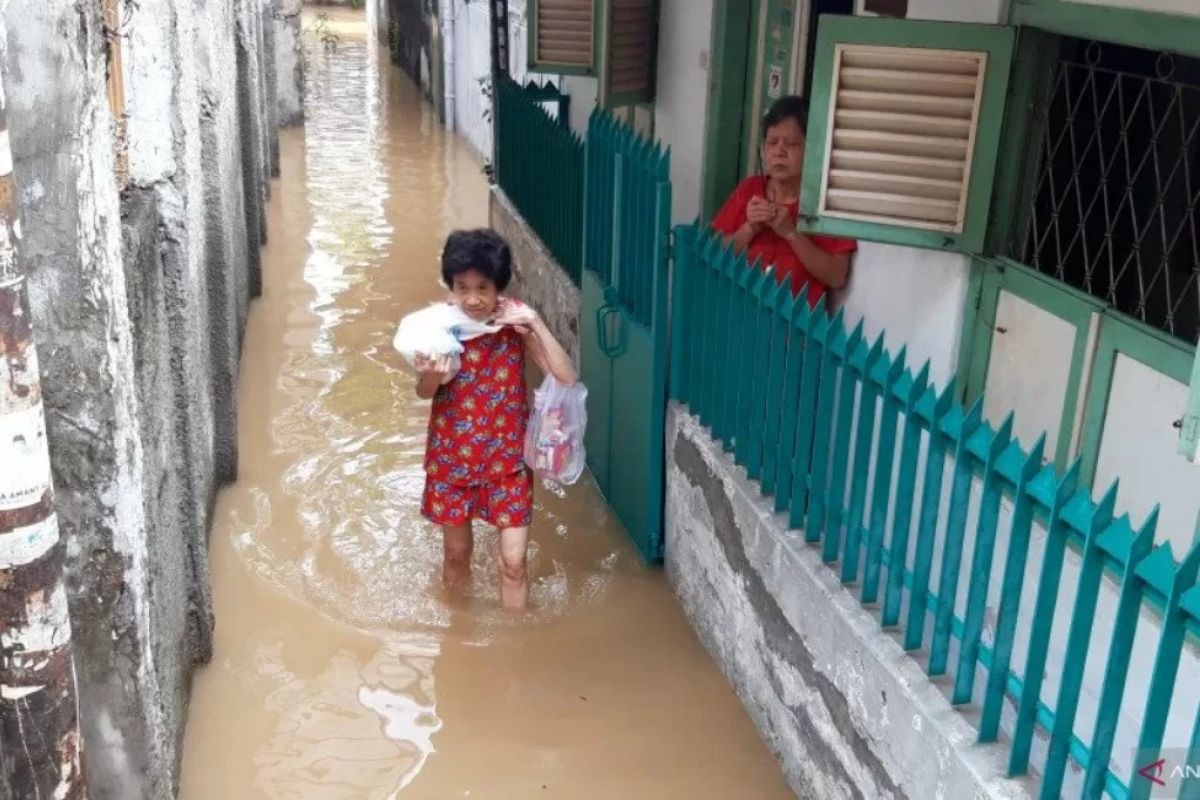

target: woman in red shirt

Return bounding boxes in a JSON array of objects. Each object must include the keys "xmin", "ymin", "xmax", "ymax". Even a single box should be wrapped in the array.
[
  {"xmin": 413, "ymin": 230, "xmax": 577, "ymax": 610},
  {"xmin": 712, "ymin": 96, "xmax": 856, "ymax": 306}
]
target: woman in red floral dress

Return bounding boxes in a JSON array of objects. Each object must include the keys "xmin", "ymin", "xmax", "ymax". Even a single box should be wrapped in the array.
[{"xmin": 413, "ymin": 229, "xmax": 577, "ymax": 609}]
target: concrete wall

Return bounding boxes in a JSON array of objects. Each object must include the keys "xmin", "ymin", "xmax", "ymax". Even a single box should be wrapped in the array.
[
  {"xmin": 388, "ymin": 0, "xmax": 435, "ymax": 101},
  {"xmin": 275, "ymin": 0, "xmax": 306, "ymax": 126},
  {"xmin": 1, "ymin": 0, "xmax": 284, "ymax": 792},
  {"xmin": 665, "ymin": 406, "xmax": 1034, "ymax": 800},
  {"xmin": 490, "ymin": 188, "xmax": 581, "ymax": 366}
]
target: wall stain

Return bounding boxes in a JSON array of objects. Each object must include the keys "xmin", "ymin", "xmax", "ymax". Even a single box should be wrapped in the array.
[{"xmin": 674, "ymin": 429, "xmax": 909, "ymax": 800}]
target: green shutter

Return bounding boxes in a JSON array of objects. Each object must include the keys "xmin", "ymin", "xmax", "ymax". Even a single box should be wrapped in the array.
[
  {"xmin": 799, "ymin": 16, "xmax": 1015, "ymax": 253},
  {"xmin": 598, "ymin": 0, "xmax": 657, "ymax": 107},
  {"xmin": 528, "ymin": 0, "xmax": 597, "ymax": 75},
  {"xmin": 1180, "ymin": 345, "xmax": 1200, "ymax": 464}
]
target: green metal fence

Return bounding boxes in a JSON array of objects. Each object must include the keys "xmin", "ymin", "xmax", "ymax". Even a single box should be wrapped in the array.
[
  {"xmin": 583, "ymin": 109, "xmax": 670, "ymax": 326},
  {"xmin": 670, "ymin": 223, "xmax": 1200, "ymax": 800},
  {"xmin": 495, "ymin": 76, "xmax": 583, "ymax": 285}
]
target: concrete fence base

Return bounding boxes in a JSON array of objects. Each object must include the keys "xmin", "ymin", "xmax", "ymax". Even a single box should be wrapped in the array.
[{"xmin": 665, "ymin": 405, "xmax": 1036, "ymax": 800}]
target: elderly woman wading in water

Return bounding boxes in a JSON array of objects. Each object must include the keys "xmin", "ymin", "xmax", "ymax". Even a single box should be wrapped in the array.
[
  {"xmin": 712, "ymin": 96, "xmax": 856, "ymax": 305},
  {"xmin": 411, "ymin": 230, "xmax": 577, "ymax": 611}
]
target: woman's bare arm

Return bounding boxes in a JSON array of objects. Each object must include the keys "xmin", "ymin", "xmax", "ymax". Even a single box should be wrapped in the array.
[
  {"xmin": 524, "ymin": 319, "xmax": 577, "ymax": 386},
  {"xmin": 780, "ymin": 231, "xmax": 851, "ymax": 290}
]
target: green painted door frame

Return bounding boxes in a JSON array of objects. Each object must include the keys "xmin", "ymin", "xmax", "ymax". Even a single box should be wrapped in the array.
[{"xmin": 700, "ymin": 0, "xmax": 759, "ymax": 222}]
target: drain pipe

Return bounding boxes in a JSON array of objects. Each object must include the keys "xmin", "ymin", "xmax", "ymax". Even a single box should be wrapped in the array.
[{"xmin": 440, "ymin": 0, "xmax": 456, "ymax": 132}]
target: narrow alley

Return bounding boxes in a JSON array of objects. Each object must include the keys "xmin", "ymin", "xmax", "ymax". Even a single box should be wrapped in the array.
[{"xmin": 177, "ymin": 15, "xmax": 792, "ymax": 798}]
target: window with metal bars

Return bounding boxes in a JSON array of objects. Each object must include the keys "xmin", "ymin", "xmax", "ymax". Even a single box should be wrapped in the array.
[{"xmin": 1013, "ymin": 37, "xmax": 1200, "ymax": 345}]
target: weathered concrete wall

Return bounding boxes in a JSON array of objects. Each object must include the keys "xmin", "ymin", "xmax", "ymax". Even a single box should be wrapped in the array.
[
  {"xmin": 124, "ymin": 0, "xmax": 221, "ymax": 691},
  {"xmin": 665, "ymin": 406, "xmax": 1035, "ymax": 800},
  {"xmin": 2, "ymin": 0, "xmax": 285, "ymax": 793},
  {"xmin": 237, "ymin": 0, "xmax": 269, "ymax": 298},
  {"xmin": 387, "ymin": 0, "xmax": 434, "ymax": 101},
  {"xmin": 489, "ymin": 188, "xmax": 581, "ymax": 366},
  {"xmin": 197, "ymin": 0, "xmax": 254, "ymax": 489},
  {"xmin": 275, "ymin": 0, "xmax": 305, "ymax": 126},
  {"xmin": 263, "ymin": 0, "xmax": 282, "ymax": 176},
  {"xmin": 2, "ymin": 1, "xmax": 159, "ymax": 795},
  {"xmin": 118, "ymin": 191, "xmax": 193, "ymax": 795}
]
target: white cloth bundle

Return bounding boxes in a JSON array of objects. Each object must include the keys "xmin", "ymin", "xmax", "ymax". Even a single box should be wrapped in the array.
[{"xmin": 393, "ymin": 302, "xmax": 503, "ymax": 378}]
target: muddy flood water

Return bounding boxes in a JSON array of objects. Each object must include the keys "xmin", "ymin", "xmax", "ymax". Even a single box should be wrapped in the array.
[{"xmin": 178, "ymin": 14, "xmax": 793, "ymax": 799}]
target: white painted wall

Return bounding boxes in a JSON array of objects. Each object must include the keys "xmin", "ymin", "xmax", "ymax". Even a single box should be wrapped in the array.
[
  {"xmin": 836, "ymin": 243, "xmax": 971, "ymax": 388},
  {"xmin": 652, "ymin": 0, "xmax": 714, "ymax": 224},
  {"xmin": 982, "ymin": 291, "xmax": 1081, "ymax": 465},
  {"xmin": 1095, "ymin": 355, "xmax": 1200, "ymax": 553},
  {"xmin": 448, "ymin": 0, "xmax": 493, "ymax": 160}
]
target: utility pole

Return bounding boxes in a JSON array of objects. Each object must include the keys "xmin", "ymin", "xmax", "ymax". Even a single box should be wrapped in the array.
[{"xmin": 0, "ymin": 9, "xmax": 88, "ymax": 797}]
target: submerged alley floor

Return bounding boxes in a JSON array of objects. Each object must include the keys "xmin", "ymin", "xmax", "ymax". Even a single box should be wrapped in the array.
[{"xmin": 178, "ymin": 14, "xmax": 793, "ymax": 799}]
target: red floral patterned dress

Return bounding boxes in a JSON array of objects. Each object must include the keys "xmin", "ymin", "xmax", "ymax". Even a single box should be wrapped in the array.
[{"xmin": 421, "ymin": 325, "xmax": 533, "ymax": 529}]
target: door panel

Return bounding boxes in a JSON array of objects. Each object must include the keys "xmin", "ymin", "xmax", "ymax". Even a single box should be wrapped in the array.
[
  {"xmin": 580, "ymin": 270, "xmax": 613, "ymax": 497},
  {"xmin": 608, "ymin": 307, "xmax": 666, "ymax": 560}
]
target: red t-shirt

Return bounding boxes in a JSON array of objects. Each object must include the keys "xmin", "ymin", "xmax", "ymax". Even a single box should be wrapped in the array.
[{"xmin": 711, "ymin": 175, "xmax": 857, "ymax": 306}]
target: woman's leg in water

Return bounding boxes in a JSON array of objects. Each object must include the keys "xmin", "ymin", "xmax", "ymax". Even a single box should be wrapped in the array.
[
  {"xmin": 498, "ymin": 527, "xmax": 529, "ymax": 609},
  {"xmin": 442, "ymin": 523, "xmax": 473, "ymax": 591}
]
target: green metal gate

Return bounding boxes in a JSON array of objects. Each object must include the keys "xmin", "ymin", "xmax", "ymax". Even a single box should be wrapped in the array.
[{"xmin": 580, "ymin": 111, "xmax": 672, "ymax": 563}]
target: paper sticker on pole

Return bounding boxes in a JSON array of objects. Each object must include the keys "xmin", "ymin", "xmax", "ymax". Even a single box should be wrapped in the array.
[
  {"xmin": 0, "ymin": 516, "xmax": 59, "ymax": 568},
  {"xmin": 0, "ymin": 582, "xmax": 71, "ymax": 655},
  {"xmin": 0, "ymin": 401, "xmax": 52, "ymax": 510}
]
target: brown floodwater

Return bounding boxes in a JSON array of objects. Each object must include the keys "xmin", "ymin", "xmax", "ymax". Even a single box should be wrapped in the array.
[{"xmin": 178, "ymin": 13, "xmax": 793, "ymax": 799}]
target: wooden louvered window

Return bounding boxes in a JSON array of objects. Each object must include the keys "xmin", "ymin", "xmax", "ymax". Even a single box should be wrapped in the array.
[
  {"xmin": 528, "ymin": 0, "xmax": 596, "ymax": 74},
  {"xmin": 799, "ymin": 17, "xmax": 1015, "ymax": 253},
  {"xmin": 601, "ymin": 0, "xmax": 656, "ymax": 106}
]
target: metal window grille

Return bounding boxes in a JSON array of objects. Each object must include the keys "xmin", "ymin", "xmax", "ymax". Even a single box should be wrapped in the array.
[{"xmin": 1018, "ymin": 38, "xmax": 1200, "ymax": 344}]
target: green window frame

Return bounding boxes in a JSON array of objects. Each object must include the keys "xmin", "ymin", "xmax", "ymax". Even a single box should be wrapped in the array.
[
  {"xmin": 1077, "ymin": 316, "xmax": 1197, "ymax": 490},
  {"xmin": 958, "ymin": 0, "xmax": 1200, "ymax": 485},
  {"xmin": 798, "ymin": 16, "xmax": 1015, "ymax": 253},
  {"xmin": 1009, "ymin": 0, "xmax": 1200, "ymax": 61},
  {"xmin": 962, "ymin": 257, "xmax": 1101, "ymax": 472},
  {"xmin": 1182, "ymin": 348, "xmax": 1200, "ymax": 463},
  {"xmin": 963, "ymin": 257, "xmax": 1198, "ymax": 492}
]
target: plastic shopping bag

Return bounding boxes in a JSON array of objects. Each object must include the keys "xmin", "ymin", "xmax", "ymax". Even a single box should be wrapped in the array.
[
  {"xmin": 524, "ymin": 376, "xmax": 588, "ymax": 485},
  {"xmin": 393, "ymin": 303, "xmax": 501, "ymax": 379}
]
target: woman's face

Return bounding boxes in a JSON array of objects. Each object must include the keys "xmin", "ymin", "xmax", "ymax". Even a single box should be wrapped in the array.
[
  {"xmin": 450, "ymin": 269, "xmax": 500, "ymax": 321},
  {"xmin": 763, "ymin": 117, "xmax": 806, "ymax": 182}
]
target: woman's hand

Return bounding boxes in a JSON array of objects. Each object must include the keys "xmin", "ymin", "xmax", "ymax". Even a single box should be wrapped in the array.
[
  {"xmin": 493, "ymin": 300, "xmax": 539, "ymax": 335},
  {"xmin": 767, "ymin": 203, "xmax": 795, "ymax": 238},
  {"xmin": 745, "ymin": 196, "xmax": 775, "ymax": 230},
  {"xmin": 414, "ymin": 353, "xmax": 453, "ymax": 381},
  {"xmin": 414, "ymin": 353, "xmax": 453, "ymax": 398}
]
